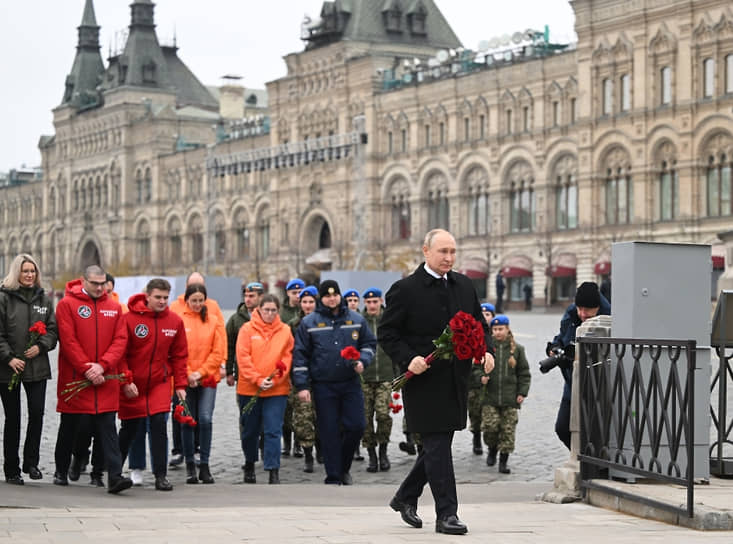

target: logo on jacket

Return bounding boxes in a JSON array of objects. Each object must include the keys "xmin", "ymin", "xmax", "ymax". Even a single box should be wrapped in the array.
[
  {"xmin": 77, "ymin": 305, "xmax": 92, "ymax": 319},
  {"xmin": 134, "ymin": 324, "xmax": 149, "ymax": 338}
]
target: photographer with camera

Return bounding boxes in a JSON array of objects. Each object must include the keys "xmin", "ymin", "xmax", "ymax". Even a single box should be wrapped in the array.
[{"xmin": 542, "ymin": 282, "xmax": 610, "ymax": 449}]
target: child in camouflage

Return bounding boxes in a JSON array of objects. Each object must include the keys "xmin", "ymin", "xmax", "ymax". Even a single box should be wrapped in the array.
[{"xmin": 472, "ymin": 314, "xmax": 531, "ymax": 474}]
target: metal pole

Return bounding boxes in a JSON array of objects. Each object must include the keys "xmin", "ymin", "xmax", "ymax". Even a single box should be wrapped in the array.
[{"xmin": 687, "ymin": 340, "xmax": 696, "ymax": 518}]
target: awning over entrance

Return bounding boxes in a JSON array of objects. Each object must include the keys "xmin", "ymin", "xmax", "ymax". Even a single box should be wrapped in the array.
[
  {"xmin": 546, "ymin": 253, "xmax": 577, "ymax": 278},
  {"xmin": 459, "ymin": 258, "xmax": 488, "ymax": 279},
  {"xmin": 501, "ymin": 255, "xmax": 532, "ymax": 278}
]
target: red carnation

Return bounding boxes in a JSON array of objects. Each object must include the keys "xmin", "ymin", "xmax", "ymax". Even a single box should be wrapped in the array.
[
  {"xmin": 392, "ymin": 392, "xmax": 400, "ymax": 400},
  {"xmin": 29, "ymin": 321, "xmax": 47, "ymax": 336},
  {"xmin": 276, "ymin": 360, "xmax": 287, "ymax": 378},
  {"xmin": 200, "ymin": 375, "xmax": 218, "ymax": 388},
  {"xmin": 340, "ymin": 346, "xmax": 361, "ymax": 361}
]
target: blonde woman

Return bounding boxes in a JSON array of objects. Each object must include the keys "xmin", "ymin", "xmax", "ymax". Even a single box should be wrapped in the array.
[{"xmin": 0, "ymin": 254, "xmax": 58, "ymax": 484}]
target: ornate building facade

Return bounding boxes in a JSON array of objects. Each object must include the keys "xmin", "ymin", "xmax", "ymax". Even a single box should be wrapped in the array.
[{"xmin": 2, "ymin": 0, "xmax": 732, "ymax": 306}]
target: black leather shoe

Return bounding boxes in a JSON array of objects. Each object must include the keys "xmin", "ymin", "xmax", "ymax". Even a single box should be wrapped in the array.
[
  {"xmin": 53, "ymin": 472, "xmax": 68, "ymax": 486},
  {"xmin": 89, "ymin": 475, "xmax": 105, "ymax": 487},
  {"xmin": 24, "ymin": 466, "xmax": 42, "ymax": 480},
  {"xmin": 243, "ymin": 463, "xmax": 256, "ymax": 484},
  {"xmin": 155, "ymin": 476, "xmax": 173, "ymax": 491},
  {"xmin": 435, "ymin": 515, "xmax": 468, "ymax": 535},
  {"xmin": 340, "ymin": 472, "xmax": 353, "ymax": 485},
  {"xmin": 389, "ymin": 496, "xmax": 422, "ymax": 528},
  {"xmin": 67, "ymin": 465, "xmax": 81, "ymax": 482},
  {"xmin": 168, "ymin": 454, "xmax": 184, "ymax": 467},
  {"xmin": 5, "ymin": 474, "xmax": 24, "ymax": 486},
  {"xmin": 108, "ymin": 477, "xmax": 133, "ymax": 494}
]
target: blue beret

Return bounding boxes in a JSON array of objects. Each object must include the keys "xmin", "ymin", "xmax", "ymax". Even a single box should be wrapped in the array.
[
  {"xmin": 481, "ymin": 303, "xmax": 496, "ymax": 313},
  {"xmin": 244, "ymin": 282, "xmax": 264, "ymax": 293},
  {"xmin": 286, "ymin": 278, "xmax": 305, "ymax": 291},
  {"xmin": 343, "ymin": 289, "xmax": 360, "ymax": 299},
  {"xmin": 299, "ymin": 285, "xmax": 318, "ymax": 299},
  {"xmin": 363, "ymin": 287, "xmax": 382, "ymax": 299},
  {"xmin": 491, "ymin": 315, "xmax": 510, "ymax": 327}
]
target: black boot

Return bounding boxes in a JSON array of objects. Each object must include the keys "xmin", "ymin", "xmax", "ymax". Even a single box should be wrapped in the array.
[
  {"xmin": 366, "ymin": 447, "xmax": 378, "ymax": 473},
  {"xmin": 68, "ymin": 454, "xmax": 82, "ymax": 481},
  {"xmin": 293, "ymin": 439, "xmax": 303, "ymax": 458},
  {"xmin": 354, "ymin": 446, "xmax": 364, "ymax": 461},
  {"xmin": 186, "ymin": 461, "xmax": 198, "ymax": 484},
  {"xmin": 282, "ymin": 432, "xmax": 292, "ymax": 457},
  {"xmin": 198, "ymin": 463, "xmax": 214, "ymax": 484},
  {"xmin": 315, "ymin": 441, "xmax": 324, "ymax": 464},
  {"xmin": 498, "ymin": 452, "xmax": 511, "ymax": 474},
  {"xmin": 268, "ymin": 468, "xmax": 280, "ymax": 484},
  {"xmin": 398, "ymin": 433, "xmax": 416, "ymax": 455},
  {"xmin": 303, "ymin": 447, "xmax": 314, "ymax": 473},
  {"xmin": 472, "ymin": 431, "xmax": 483, "ymax": 455},
  {"xmin": 378, "ymin": 443, "xmax": 391, "ymax": 471},
  {"xmin": 243, "ymin": 461, "xmax": 256, "ymax": 483},
  {"xmin": 486, "ymin": 447, "xmax": 497, "ymax": 467}
]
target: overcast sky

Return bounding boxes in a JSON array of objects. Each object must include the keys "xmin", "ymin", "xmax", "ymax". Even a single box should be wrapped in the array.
[{"xmin": 0, "ymin": 0, "xmax": 575, "ymax": 171}]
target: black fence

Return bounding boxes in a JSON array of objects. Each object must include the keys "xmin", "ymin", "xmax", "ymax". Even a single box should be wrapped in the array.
[
  {"xmin": 711, "ymin": 345, "xmax": 733, "ymax": 476},
  {"xmin": 577, "ymin": 337, "xmax": 696, "ymax": 518}
]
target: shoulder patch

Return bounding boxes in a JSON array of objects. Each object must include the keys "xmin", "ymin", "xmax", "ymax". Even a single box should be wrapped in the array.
[
  {"xmin": 345, "ymin": 320, "xmax": 353, "ymax": 325},
  {"xmin": 317, "ymin": 323, "xmax": 326, "ymax": 328}
]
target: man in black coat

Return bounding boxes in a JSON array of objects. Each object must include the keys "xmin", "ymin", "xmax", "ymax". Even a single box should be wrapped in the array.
[{"xmin": 379, "ymin": 229, "xmax": 495, "ymax": 535}]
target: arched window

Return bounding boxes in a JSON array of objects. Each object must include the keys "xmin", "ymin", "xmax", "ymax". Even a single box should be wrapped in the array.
[
  {"xmin": 144, "ymin": 168, "xmax": 152, "ymax": 202},
  {"xmin": 136, "ymin": 221, "xmax": 151, "ymax": 267},
  {"xmin": 727, "ymin": 54, "xmax": 733, "ymax": 94},
  {"xmin": 387, "ymin": 177, "xmax": 411, "ymax": 240},
  {"xmin": 465, "ymin": 167, "xmax": 490, "ymax": 236},
  {"xmin": 707, "ymin": 154, "xmax": 732, "ymax": 217},
  {"xmin": 135, "ymin": 170, "xmax": 143, "ymax": 204},
  {"xmin": 190, "ymin": 215, "xmax": 204, "ymax": 264},
  {"xmin": 659, "ymin": 158, "xmax": 679, "ymax": 221},
  {"xmin": 660, "ymin": 66, "xmax": 672, "ymax": 105},
  {"xmin": 168, "ymin": 218, "xmax": 182, "ymax": 265},
  {"xmin": 507, "ymin": 162, "xmax": 535, "ymax": 233},
  {"xmin": 425, "ymin": 172, "xmax": 449, "ymax": 231},
  {"xmin": 620, "ymin": 74, "xmax": 631, "ymax": 112},
  {"xmin": 235, "ymin": 210, "xmax": 250, "ymax": 258},
  {"xmin": 554, "ymin": 156, "xmax": 578, "ymax": 229},
  {"xmin": 602, "ymin": 78, "xmax": 613, "ymax": 115},
  {"xmin": 703, "ymin": 58, "xmax": 715, "ymax": 98}
]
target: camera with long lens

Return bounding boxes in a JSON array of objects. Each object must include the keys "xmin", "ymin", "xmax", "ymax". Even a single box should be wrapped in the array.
[{"xmin": 538, "ymin": 343, "xmax": 574, "ymax": 374}]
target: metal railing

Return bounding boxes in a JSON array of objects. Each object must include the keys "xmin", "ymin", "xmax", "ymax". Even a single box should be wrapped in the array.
[
  {"xmin": 577, "ymin": 337, "xmax": 696, "ymax": 518},
  {"xmin": 711, "ymin": 345, "xmax": 733, "ymax": 476}
]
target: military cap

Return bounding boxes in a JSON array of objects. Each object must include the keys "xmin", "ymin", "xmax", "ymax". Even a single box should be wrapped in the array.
[
  {"xmin": 363, "ymin": 287, "xmax": 382, "ymax": 299},
  {"xmin": 490, "ymin": 314, "xmax": 510, "ymax": 327},
  {"xmin": 286, "ymin": 278, "xmax": 305, "ymax": 291}
]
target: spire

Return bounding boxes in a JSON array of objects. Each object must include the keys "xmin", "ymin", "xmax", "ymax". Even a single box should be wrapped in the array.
[
  {"xmin": 61, "ymin": 0, "xmax": 105, "ymax": 108},
  {"xmin": 114, "ymin": 0, "xmax": 170, "ymax": 88}
]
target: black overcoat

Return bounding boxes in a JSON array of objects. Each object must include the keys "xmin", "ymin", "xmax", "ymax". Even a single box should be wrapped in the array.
[{"xmin": 378, "ymin": 264, "xmax": 492, "ymax": 433}]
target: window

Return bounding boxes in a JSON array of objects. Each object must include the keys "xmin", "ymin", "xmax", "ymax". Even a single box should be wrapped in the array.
[
  {"xmin": 727, "ymin": 55, "xmax": 733, "ymax": 94},
  {"xmin": 620, "ymin": 74, "xmax": 631, "ymax": 112},
  {"xmin": 707, "ymin": 155, "xmax": 732, "ymax": 217},
  {"xmin": 606, "ymin": 167, "xmax": 633, "ymax": 224},
  {"xmin": 506, "ymin": 109, "xmax": 513, "ymax": 134},
  {"xmin": 659, "ymin": 160, "xmax": 679, "ymax": 220},
  {"xmin": 391, "ymin": 195, "xmax": 411, "ymax": 240},
  {"xmin": 510, "ymin": 180, "xmax": 534, "ymax": 232},
  {"xmin": 522, "ymin": 106, "xmax": 530, "ymax": 132},
  {"xmin": 570, "ymin": 97, "xmax": 577, "ymax": 123},
  {"xmin": 704, "ymin": 58, "xmax": 715, "ymax": 98},
  {"xmin": 144, "ymin": 168, "xmax": 152, "ymax": 202},
  {"xmin": 552, "ymin": 101, "xmax": 559, "ymax": 126},
  {"xmin": 464, "ymin": 118, "xmax": 470, "ymax": 141},
  {"xmin": 259, "ymin": 221, "xmax": 270, "ymax": 259},
  {"xmin": 388, "ymin": 131, "xmax": 393, "ymax": 154},
  {"xmin": 401, "ymin": 128, "xmax": 407, "ymax": 152},
  {"xmin": 603, "ymin": 78, "xmax": 613, "ymax": 115},
  {"xmin": 556, "ymin": 174, "xmax": 578, "ymax": 229},
  {"xmin": 237, "ymin": 226, "xmax": 250, "ymax": 258},
  {"xmin": 424, "ymin": 124, "xmax": 431, "ymax": 147},
  {"xmin": 192, "ymin": 232, "xmax": 204, "ymax": 263},
  {"xmin": 425, "ymin": 173, "xmax": 449, "ymax": 230},
  {"xmin": 479, "ymin": 114, "xmax": 486, "ymax": 139},
  {"xmin": 661, "ymin": 66, "xmax": 672, "ymax": 105},
  {"xmin": 136, "ymin": 170, "xmax": 143, "ymax": 204},
  {"xmin": 170, "ymin": 234, "xmax": 182, "ymax": 264},
  {"xmin": 439, "ymin": 122, "xmax": 445, "ymax": 145},
  {"xmin": 466, "ymin": 168, "xmax": 490, "ymax": 236}
]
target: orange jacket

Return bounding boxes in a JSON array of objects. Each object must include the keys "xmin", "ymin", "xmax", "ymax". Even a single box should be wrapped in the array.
[
  {"xmin": 175, "ymin": 306, "xmax": 226, "ymax": 384},
  {"xmin": 236, "ymin": 308, "xmax": 293, "ymax": 397},
  {"xmin": 108, "ymin": 291, "xmax": 128, "ymax": 314},
  {"xmin": 169, "ymin": 294, "xmax": 223, "ymax": 325}
]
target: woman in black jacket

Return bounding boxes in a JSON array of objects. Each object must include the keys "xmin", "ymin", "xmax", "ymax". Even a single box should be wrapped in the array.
[{"xmin": 0, "ymin": 254, "xmax": 58, "ymax": 484}]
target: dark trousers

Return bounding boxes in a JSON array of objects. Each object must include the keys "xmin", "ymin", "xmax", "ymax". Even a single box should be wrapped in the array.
[
  {"xmin": 55, "ymin": 412, "xmax": 123, "ymax": 483},
  {"xmin": 118, "ymin": 413, "xmax": 168, "ymax": 477},
  {"xmin": 555, "ymin": 397, "xmax": 571, "ymax": 449},
  {"xmin": 0, "ymin": 380, "xmax": 46, "ymax": 477},
  {"xmin": 72, "ymin": 416, "xmax": 105, "ymax": 477},
  {"xmin": 170, "ymin": 395, "xmax": 199, "ymax": 455},
  {"xmin": 312, "ymin": 379, "xmax": 365, "ymax": 482},
  {"xmin": 395, "ymin": 431, "xmax": 458, "ymax": 519}
]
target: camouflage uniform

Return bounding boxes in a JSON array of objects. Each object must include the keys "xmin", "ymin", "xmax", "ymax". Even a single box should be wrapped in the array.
[
  {"xmin": 481, "ymin": 405, "xmax": 518, "ymax": 452},
  {"xmin": 288, "ymin": 312, "xmax": 316, "ymax": 448},
  {"xmin": 467, "ymin": 388, "xmax": 483, "ymax": 434},
  {"xmin": 361, "ymin": 308, "xmax": 394, "ymax": 448}
]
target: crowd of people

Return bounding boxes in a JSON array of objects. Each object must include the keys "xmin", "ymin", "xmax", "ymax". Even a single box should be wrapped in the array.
[{"xmin": 0, "ymin": 229, "xmax": 611, "ymax": 535}]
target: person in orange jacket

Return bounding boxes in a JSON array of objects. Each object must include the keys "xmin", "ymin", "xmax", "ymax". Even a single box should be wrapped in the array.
[
  {"xmin": 172, "ymin": 283, "xmax": 226, "ymax": 485},
  {"xmin": 104, "ymin": 273, "xmax": 128, "ymax": 314},
  {"xmin": 237, "ymin": 294, "xmax": 293, "ymax": 484}
]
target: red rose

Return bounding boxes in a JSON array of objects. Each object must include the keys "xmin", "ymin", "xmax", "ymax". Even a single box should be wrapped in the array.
[
  {"xmin": 452, "ymin": 332, "xmax": 468, "ymax": 348},
  {"xmin": 454, "ymin": 342, "xmax": 473, "ymax": 360},
  {"xmin": 340, "ymin": 346, "xmax": 361, "ymax": 361}
]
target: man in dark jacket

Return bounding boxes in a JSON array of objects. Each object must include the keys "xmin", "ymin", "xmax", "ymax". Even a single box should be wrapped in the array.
[
  {"xmin": 292, "ymin": 280, "xmax": 376, "ymax": 485},
  {"xmin": 379, "ymin": 229, "xmax": 495, "ymax": 535},
  {"xmin": 547, "ymin": 281, "xmax": 610, "ymax": 449}
]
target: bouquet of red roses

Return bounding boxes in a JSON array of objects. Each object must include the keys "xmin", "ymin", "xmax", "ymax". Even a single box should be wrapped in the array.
[
  {"xmin": 392, "ymin": 311, "xmax": 486, "ymax": 391},
  {"xmin": 8, "ymin": 321, "xmax": 48, "ymax": 391},
  {"xmin": 173, "ymin": 399, "xmax": 197, "ymax": 427},
  {"xmin": 241, "ymin": 360, "xmax": 288, "ymax": 415},
  {"xmin": 61, "ymin": 369, "xmax": 133, "ymax": 403}
]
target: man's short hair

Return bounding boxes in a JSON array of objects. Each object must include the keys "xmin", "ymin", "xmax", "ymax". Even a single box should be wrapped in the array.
[
  {"xmin": 84, "ymin": 265, "xmax": 105, "ymax": 279},
  {"xmin": 422, "ymin": 229, "xmax": 452, "ymax": 249},
  {"xmin": 146, "ymin": 278, "xmax": 171, "ymax": 294}
]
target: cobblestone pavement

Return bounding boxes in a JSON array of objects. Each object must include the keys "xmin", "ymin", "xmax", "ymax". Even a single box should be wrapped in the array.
[{"xmin": 4, "ymin": 311, "xmax": 570, "ymax": 488}]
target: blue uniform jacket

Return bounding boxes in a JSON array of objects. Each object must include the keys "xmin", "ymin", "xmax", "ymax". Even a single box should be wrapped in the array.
[
  {"xmin": 292, "ymin": 300, "xmax": 376, "ymax": 391},
  {"xmin": 552, "ymin": 295, "xmax": 611, "ymax": 400}
]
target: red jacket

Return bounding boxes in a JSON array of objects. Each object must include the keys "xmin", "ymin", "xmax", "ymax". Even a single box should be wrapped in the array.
[
  {"xmin": 119, "ymin": 293, "xmax": 188, "ymax": 419},
  {"xmin": 56, "ymin": 279, "xmax": 128, "ymax": 414}
]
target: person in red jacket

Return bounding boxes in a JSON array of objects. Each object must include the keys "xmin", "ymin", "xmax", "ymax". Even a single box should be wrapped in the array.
[
  {"xmin": 52, "ymin": 265, "xmax": 132, "ymax": 494},
  {"xmin": 117, "ymin": 278, "xmax": 188, "ymax": 491}
]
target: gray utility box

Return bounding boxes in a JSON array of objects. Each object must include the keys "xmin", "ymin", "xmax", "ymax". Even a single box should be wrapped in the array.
[{"xmin": 611, "ymin": 242, "xmax": 711, "ymax": 481}]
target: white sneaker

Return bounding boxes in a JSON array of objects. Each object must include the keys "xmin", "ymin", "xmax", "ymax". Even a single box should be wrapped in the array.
[{"xmin": 130, "ymin": 469, "xmax": 143, "ymax": 486}]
